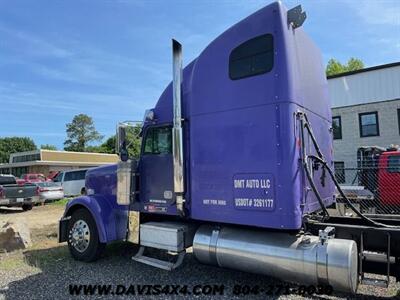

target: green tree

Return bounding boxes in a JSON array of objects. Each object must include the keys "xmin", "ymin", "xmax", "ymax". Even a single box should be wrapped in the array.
[
  {"xmin": 346, "ymin": 57, "xmax": 364, "ymax": 72},
  {"xmin": 88, "ymin": 124, "xmax": 142, "ymax": 158},
  {"xmin": 0, "ymin": 137, "xmax": 37, "ymax": 163},
  {"xmin": 326, "ymin": 57, "xmax": 364, "ymax": 76},
  {"xmin": 98, "ymin": 136, "xmax": 117, "ymax": 154},
  {"xmin": 326, "ymin": 59, "xmax": 345, "ymax": 76},
  {"xmin": 41, "ymin": 144, "xmax": 57, "ymax": 150},
  {"xmin": 85, "ymin": 145, "xmax": 104, "ymax": 153},
  {"xmin": 64, "ymin": 114, "xmax": 103, "ymax": 152},
  {"xmin": 124, "ymin": 124, "xmax": 142, "ymax": 159}
]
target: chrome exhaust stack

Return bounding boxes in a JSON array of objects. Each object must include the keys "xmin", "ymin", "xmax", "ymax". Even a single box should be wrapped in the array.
[
  {"xmin": 172, "ymin": 39, "xmax": 185, "ymax": 216},
  {"xmin": 193, "ymin": 225, "xmax": 359, "ymax": 293}
]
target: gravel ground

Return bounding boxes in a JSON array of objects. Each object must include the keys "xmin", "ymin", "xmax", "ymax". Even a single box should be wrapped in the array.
[{"xmin": 0, "ymin": 204, "xmax": 399, "ymax": 299}]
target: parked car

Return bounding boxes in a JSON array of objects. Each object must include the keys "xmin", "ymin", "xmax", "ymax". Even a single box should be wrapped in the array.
[
  {"xmin": 0, "ymin": 174, "xmax": 40, "ymax": 211},
  {"xmin": 53, "ymin": 169, "xmax": 88, "ymax": 196},
  {"xmin": 36, "ymin": 182, "xmax": 64, "ymax": 202},
  {"xmin": 20, "ymin": 173, "xmax": 49, "ymax": 183}
]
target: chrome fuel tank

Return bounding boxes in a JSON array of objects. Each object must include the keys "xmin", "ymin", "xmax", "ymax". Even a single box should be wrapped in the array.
[{"xmin": 193, "ymin": 225, "xmax": 358, "ymax": 293}]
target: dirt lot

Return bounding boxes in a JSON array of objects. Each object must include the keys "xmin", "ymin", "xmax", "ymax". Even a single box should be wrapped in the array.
[{"xmin": 0, "ymin": 203, "xmax": 399, "ymax": 299}]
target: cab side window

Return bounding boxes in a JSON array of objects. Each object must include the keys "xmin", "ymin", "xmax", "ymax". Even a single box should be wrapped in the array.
[
  {"xmin": 388, "ymin": 156, "xmax": 400, "ymax": 173},
  {"xmin": 143, "ymin": 126, "xmax": 172, "ymax": 155}
]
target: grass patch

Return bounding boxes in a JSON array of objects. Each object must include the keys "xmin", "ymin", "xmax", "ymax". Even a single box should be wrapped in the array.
[
  {"xmin": 49, "ymin": 198, "xmax": 70, "ymax": 206},
  {"xmin": 24, "ymin": 245, "xmax": 69, "ymax": 268},
  {"xmin": 0, "ymin": 246, "xmax": 69, "ymax": 272},
  {"xmin": 0, "ymin": 254, "xmax": 27, "ymax": 271}
]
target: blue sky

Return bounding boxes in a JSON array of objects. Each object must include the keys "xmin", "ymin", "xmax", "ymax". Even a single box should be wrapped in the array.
[{"xmin": 0, "ymin": 0, "xmax": 399, "ymax": 149}]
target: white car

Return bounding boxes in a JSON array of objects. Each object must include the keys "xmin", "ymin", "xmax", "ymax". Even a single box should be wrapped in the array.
[
  {"xmin": 53, "ymin": 169, "xmax": 88, "ymax": 197},
  {"xmin": 36, "ymin": 182, "xmax": 65, "ymax": 202}
]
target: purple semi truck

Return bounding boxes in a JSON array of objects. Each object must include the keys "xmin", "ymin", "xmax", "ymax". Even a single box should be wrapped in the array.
[{"xmin": 58, "ymin": 2, "xmax": 400, "ymax": 294}]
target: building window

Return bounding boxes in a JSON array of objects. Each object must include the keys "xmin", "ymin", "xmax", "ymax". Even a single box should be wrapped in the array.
[
  {"xmin": 229, "ymin": 34, "xmax": 274, "ymax": 80},
  {"xmin": 12, "ymin": 167, "xmax": 28, "ymax": 178},
  {"xmin": 397, "ymin": 109, "xmax": 400, "ymax": 135},
  {"xmin": 143, "ymin": 126, "xmax": 172, "ymax": 155},
  {"xmin": 334, "ymin": 161, "xmax": 345, "ymax": 184},
  {"xmin": 12, "ymin": 153, "xmax": 40, "ymax": 163},
  {"xmin": 0, "ymin": 168, "xmax": 10, "ymax": 175},
  {"xmin": 332, "ymin": 116, "xmax": 342, "ymax": 139},
  {"xmin": 359, "ymin": 112, "xmax": 379, "ymax": 137}
]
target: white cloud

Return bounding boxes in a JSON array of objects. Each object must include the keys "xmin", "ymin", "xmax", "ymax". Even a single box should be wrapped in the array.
[
  {"xmin": 347, "ymin": 0, "xmax": 400, "ymax": 25},
  {"xmin": 0, "ymin": 24, "xmax": 73, "ymax": 58}
]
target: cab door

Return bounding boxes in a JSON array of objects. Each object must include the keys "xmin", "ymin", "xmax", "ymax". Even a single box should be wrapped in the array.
[{"xmin": 139, "ymin": 125, "xmax": 175, "ymax": 214}]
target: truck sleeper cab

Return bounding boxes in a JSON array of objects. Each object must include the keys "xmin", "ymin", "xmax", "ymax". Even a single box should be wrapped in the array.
[
  {"xmin": 138, "ymin": 1, "xmax": 334, "ymax": 230},
  {"xmin": 59, "ymin": 2, "xmax": 400, "ymax": 294}
]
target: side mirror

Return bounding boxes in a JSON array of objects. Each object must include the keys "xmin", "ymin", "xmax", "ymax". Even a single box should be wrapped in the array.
[{"xmin": 116, "ymin": 124, "xmax": 129, "ymax": 162}]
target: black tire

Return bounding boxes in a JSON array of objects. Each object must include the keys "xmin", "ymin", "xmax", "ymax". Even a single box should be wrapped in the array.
[
  {"xmin": 22, "ymin": 204, "xmax": 33, "ymax": 211},
  {"xmin": 67, "ymin": 208, "xmax": 105, "ymax": 262}
]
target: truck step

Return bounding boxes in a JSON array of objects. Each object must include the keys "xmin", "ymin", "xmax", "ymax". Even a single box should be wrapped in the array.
[
  {"xmin": 132, "ymin": 246, "xmax": 185, "ymax": 271},
  {"xmin": 361, "ymin": 278, "xmax": 388, "ymax": 288},
  {"xmin": 360, "ymin": 232, "xmax": 391, "ymax": 288}
]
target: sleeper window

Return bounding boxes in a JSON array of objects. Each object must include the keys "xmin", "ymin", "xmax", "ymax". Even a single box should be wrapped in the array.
[{"xmin": 229, "ymin": 34, "xmax": 274, "ymax": 80}]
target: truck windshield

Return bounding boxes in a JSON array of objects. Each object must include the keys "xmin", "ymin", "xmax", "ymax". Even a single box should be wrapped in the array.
[
  {"xmin": 0, "ymin": 175, "xmax": 16, "ymax": 185},
  {"xmin": 53, "ymin": 172, "xmax": 63, "ymax": 182}
]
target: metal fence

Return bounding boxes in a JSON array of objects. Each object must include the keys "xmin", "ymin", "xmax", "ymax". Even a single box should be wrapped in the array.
[{"xmin": 334, "ymin": 165, "xmax": 400, "ymax": 216}]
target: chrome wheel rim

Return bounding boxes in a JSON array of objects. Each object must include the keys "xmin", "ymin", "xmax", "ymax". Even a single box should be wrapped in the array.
[{"xmin": 69, "ymin": 220, "xmax": 90, "ymax": 253}]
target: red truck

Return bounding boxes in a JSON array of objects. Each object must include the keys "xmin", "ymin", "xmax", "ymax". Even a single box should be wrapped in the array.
[
  {"xmin": 357, "ymin": 146, "xmax": 400, "ymax": 212},
  {"xmin": 20, "ymin": 173, "xmax": 50, "ymax": 183},
  {"xmin": 376, "ymin": 150, "xmax": 400, "ymax": 207}
]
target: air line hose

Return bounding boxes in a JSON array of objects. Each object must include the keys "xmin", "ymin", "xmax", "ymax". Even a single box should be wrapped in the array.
[
  {"xmin": 298, "ymin": 112, "xmax": 398, "ymax": 229},
  {"xmin": 299, "ymin": 115, "xmax": 330, "ymax": 219}
]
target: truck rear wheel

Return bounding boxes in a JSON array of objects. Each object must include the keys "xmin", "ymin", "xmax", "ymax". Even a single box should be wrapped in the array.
[{"xmin": 67, "ymin": 208, "xmax": 105, "ymax": 262}]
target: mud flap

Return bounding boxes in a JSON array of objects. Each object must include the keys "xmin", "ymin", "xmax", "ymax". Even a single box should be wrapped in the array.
[{"xmin": 58, "ymin": 216, "xmax": 71, "ymax": 243}]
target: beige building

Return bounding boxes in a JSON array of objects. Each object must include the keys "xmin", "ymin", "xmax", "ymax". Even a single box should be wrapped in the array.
[{"xmin": 0, "ymin": 149, "xmax": 118, "ymax": 177}]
